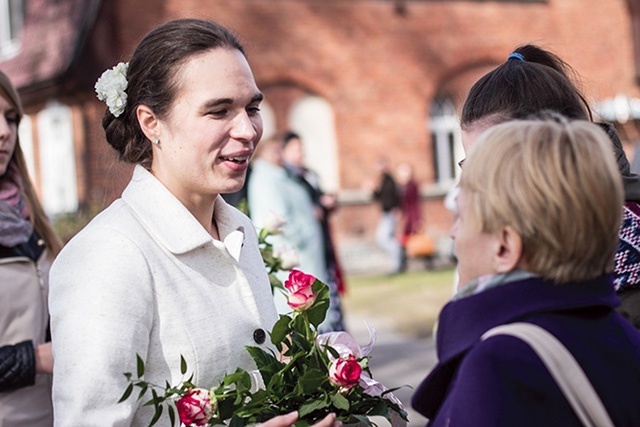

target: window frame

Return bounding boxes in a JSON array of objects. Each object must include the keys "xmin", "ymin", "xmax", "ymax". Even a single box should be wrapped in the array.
[
  {"xmin": 429, "ymin": 97, "xmax": 464, "ymax": 187},
  {"xmin": 0, "ymin": 0, "xmax": 24, "ymax": 59}
]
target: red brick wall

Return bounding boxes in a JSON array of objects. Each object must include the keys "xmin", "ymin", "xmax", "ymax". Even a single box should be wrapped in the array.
[{"xmin": 61, "ymin": 0, "xmax": 640, "ymax": 250}]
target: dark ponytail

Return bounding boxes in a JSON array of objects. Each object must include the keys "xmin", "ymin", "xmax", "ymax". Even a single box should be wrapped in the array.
[{"xmin": 461, "ymin": 44, "xmax": 591, "ymax": 129}]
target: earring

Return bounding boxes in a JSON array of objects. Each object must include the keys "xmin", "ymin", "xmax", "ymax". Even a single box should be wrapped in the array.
[{"xmin": 152, "ymin": 138, "xmax": 159, "ymax": 145}]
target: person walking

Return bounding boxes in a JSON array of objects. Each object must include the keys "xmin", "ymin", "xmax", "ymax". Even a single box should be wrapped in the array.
[{"xmin": 370, "ymin": 157, "xmax": 403, "ymax": 274}]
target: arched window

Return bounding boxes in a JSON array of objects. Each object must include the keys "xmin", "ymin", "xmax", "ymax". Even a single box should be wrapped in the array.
[
  {"xmin": 0, "ymin": 0, "xmax": 24, "ymax": 58},
  {"xmin": 429, "ymin": 97, "xmax": 463, "ymax": 186},
  {"xmin": 37, "ymin": 101, "xmax": 78, "ymax": 216},
  {"xmin": 288, "ymin": 95, "xmax": 340, "ymax": 192}
]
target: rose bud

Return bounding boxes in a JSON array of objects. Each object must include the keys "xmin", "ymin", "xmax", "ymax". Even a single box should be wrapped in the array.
[
  {"xmin": 329, "ymin": 355, "xmax": 363, "ymax": 390},
  {"xmin": 263, "ymin": 212, "xmax": 287, "ymax": 235},
  {"xmin": 284, "ymin": 270, "xmax": 317, "ymax": 311},
  {"xmin": 176, "ymin": 388, "xmax": 214, "ymax": 426},
  {"xmin": 273, "ymin": 244, "xmax": 300, "ymax": 270}
]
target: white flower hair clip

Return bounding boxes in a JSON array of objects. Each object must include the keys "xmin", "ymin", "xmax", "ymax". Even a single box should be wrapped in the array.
[{"xmin": 94, "ymin": 62, "xmax": 129, "ymax": 118}]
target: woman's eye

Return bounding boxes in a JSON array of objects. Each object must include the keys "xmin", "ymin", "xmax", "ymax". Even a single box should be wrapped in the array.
[
  {"xmin": 5, "ymin": 114, "xmax": 18, "ymax": 124},
  {"xmin": 208, "ymin": 109, "xmax": 228, "ymax": 118}
]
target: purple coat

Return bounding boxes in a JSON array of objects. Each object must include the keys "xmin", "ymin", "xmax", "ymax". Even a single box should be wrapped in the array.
[{"xmin": 412, "ymin": 275, "xmax": 640, "ymax": 426}]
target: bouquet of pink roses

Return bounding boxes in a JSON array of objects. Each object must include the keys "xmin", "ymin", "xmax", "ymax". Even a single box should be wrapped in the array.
[
  {"xmin": 120, "ymin": 268, "xmax": 407, "ymax": 427},
  {"xmin": 121, "ymin": 217, "xmax": 406, "ymax": 426}
]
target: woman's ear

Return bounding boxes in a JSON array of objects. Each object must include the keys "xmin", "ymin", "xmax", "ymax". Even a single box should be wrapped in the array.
[
  {"xmin": 493, "ymin": 226, "xmax": 524, "ymax": 274},
  {"xmin": 136, "ymin": 104, "xmax": 160, "ymax": 142}
]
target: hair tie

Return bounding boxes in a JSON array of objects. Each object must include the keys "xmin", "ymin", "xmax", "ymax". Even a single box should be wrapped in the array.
[{"xmin": 507, "ymin": 52, "xmax": 525, "ymax": 62}]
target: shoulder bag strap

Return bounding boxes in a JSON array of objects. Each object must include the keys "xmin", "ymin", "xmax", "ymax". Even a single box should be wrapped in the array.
[{"xmin": 482, "ymin": 322, "xmax": 614, "ymax": 427}]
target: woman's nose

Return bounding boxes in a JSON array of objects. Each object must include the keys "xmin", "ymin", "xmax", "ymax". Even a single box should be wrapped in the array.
[
  {"xmin": 0, "ymin": 116, "xmax": 10, "ymax": 143},
  {"xmin": 230, "ymin": 111, "xmax": 258, "ymax": 143}
]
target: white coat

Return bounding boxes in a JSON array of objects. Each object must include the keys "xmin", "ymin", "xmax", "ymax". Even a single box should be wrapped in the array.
[{"xmin": 49, "ymin": 166, "xmax": 278, "ymax": 426}]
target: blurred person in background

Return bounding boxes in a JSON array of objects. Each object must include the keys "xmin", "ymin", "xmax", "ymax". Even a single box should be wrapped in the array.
[
  {"xmin": 413, "ymin": 118, "xmax": 640, "ymax": 426},
  {"xmin": 0, "ymin": 69, "xmax": 62, "ymax": 426},
  {"xmin": 459, "ymin": 44, "xmax": 640, "ymax": 328},
  {"xmin": 248, "ymin": 133, "xmax": 344, "ymax": 332},
  {"xmin": 396, "ymin": 161, "xmax": 422, "ymax": 271},
  {"xmin": 366, "ymin": 157, "xmax": 403, "ymax": 275},
  {"xmin": 281, "ymin": 131, "xmax": 345, "ymax": 330}
]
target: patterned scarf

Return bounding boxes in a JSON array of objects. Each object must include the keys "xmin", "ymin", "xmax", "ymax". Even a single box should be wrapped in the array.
[
  {"xmin": 0, "ymin": 160, "xmax": 33, "ymax": 246},
  {"xmin": 614, "ymin": 202, "xmax": 640, "ymax": 291}
]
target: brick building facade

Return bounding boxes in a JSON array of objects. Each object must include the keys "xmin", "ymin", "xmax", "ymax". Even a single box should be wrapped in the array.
[{"xmin": 2, "ymin": 0, "xmax": 640, "ymax": 269}]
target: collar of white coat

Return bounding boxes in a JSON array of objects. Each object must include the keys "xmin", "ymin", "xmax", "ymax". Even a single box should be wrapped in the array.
[{"xmin": 122, "ymin": 165, "xmax": 246, "ymax": 259}]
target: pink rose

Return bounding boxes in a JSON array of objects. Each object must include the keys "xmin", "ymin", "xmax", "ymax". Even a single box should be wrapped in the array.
[
  {"xmin": 176, "ymin": 388, "xmax": 214, "ymax": 426},
  {"xmin": 284, "ymin": 269, "xmax": 317, "ymax": 311},
  {"xmin": 329, "ymin": 355, "xmax": 362, "ymax": 390}
]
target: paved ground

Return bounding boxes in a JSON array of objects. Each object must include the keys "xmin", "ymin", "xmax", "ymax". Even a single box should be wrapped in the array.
[{"xmin": 345, "ymin": 312, "xmax": 438, "ymax": 427}]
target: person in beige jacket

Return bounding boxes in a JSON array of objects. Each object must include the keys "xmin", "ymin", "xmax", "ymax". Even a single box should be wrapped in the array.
[
  {"xmin": 49, "ymin": 19, "xmax": 338, "ymax": 427},
  {"xmin": 0, "ymin": 70, "xmax": 63, "ymax": 426}
]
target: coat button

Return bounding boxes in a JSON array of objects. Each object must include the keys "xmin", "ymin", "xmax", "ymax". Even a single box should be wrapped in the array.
[{"xmin": 253, "ymin": 328, "xmax": 266, "ymax": 344}]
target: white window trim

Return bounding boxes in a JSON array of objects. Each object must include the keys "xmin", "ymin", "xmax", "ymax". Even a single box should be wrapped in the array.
[
  {"xmin": 429, "ymin": 98, "xmax": 463, "ymax": 187},
  {"xmin": 0, "ymin": 0, "xmax": 23, "ymax": 59}
]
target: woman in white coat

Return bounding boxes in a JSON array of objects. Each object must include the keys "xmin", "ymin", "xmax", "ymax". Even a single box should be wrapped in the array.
[{"xmin": 48, "ymin": 19, "xmax": 337, "ymax": 427}]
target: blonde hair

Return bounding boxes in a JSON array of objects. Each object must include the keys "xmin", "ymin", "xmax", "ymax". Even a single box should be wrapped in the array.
[
  {"xmin": 0, "ymin": 70, "xmax": 63, "ymax": 256},
  {"xmin": 460, "ymin": 119, "xmax": 623, "ymax": 283}
]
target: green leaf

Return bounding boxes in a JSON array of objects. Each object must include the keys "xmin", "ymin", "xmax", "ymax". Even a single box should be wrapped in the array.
[
  {"xmin": 365, "ymin": 400, "xmax": 388, "ymax": 418},
  {"xmin": 245, "ymin": 346, "xmax": 277, "ymax": 369},
  {"xmin": 298, "ymin": 369, "xmax": 327, "ymax": 394},
  {"xmin": 149, "ymin": 403, "xmax": 163, "ymax": 426},
  {"xmin": 143, "ymin": 388, "xmax": 162, "ymax": 407},
  {"xmin": 331, "ymin": 392, "xmax": 350, "ymax": 411},
  {"xmin": 306, "ymin": 282, "xmax": 330, "ymax": 328},
  {"xmin": 298, "ymin": 398, "xmax": 329, "ymax": 417},
  {"xmin": 270, "ymin": 315, "xmax": 292, "ymax": 345},
  {"xmin": 324, "ymin": 344, "xmax": 340, "ymax": 360},
  {"xmin": 136, "ymin": 383, "xmax": 149, "ymax": 401},
  {"xmin": 289, "ymin": 329, "xmax": 312, "ymax": 352},
  {"xmin": 229, "ymin": 414, "xmax": 248, "ymax": 427},
  {"xmin": 136, "ymin": 354, "xmax": 145, "ymax": 378},
  {"xmin": 168, "ymin": 405, "xmax": 176, "ymax": 426},
  {"xmin": 352, "ymin": 414, "xmax": 373, "ymax": 426},
  {"xmin": 269, "ymin": 274, "xmax": 284, "ymax": 291},
  {"xmin": 118, "ymin": 383, "xmax": 134, "ymax": 403},
  {"xmin": 180, "ymin": 355, "xmax": 187, "ymax": 375}
]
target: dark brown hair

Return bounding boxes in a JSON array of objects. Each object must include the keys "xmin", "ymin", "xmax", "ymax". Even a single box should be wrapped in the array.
[
  {"xmin": 461, "ymin": 45, "xmax": 592, "ymax": 129},
  {"xmin": 0, "ymin": 70, "xmax": 63, "ymax": 255},
  {"xmin": 102, "ymin": 19, "xmax": 245, "ymax": 164}
]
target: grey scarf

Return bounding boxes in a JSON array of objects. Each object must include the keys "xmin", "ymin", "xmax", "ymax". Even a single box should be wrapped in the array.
[{"xmin": 0, "ymin": 199, "xmax": 33, "ymax": 247}]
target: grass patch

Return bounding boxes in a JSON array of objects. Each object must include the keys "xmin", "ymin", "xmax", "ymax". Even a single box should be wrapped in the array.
[{"xmin": 341, "ymin": 268, "xmax": 455, "ymax": 338}]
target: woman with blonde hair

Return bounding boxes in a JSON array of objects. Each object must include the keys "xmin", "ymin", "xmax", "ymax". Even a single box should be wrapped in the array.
[
  {"xmin": 412, "ymin": 119, "xmax": 640, "ymax": 426},
  {"xmin": 459, "ymin": 44, "xmax": 640, "ymax": 327},
  {"xmin": 0, "ymin": 69, "xmax": 62, "ymax": 425}
]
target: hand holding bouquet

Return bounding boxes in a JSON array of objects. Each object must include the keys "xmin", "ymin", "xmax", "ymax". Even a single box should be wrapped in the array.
[
  {"xmin": 121, "ymin": 217, "xmax": 407, "ymax": 426},
  {"xmin": 120, "ymin": 269, "xmax": 407, "ymax": 427}
]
